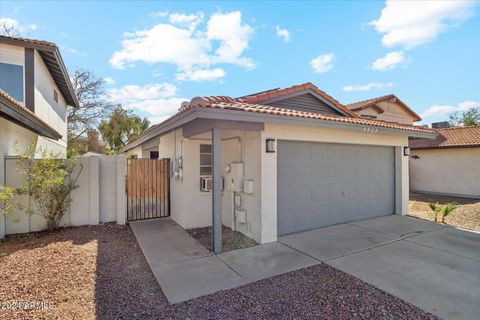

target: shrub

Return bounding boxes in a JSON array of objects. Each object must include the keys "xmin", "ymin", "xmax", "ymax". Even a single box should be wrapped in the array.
[{"xmin": 0, "ymin": 144, "xmax": 82, "ymax": 231}]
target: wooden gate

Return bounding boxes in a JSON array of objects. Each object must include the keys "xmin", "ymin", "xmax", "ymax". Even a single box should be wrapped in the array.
[{"xmin": 127, "ymin": 158, "xmax": 170, "ymax": 221}]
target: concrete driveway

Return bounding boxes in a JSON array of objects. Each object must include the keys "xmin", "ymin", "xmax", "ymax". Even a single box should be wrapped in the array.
[{"xmin": 279, "ymin": 215, "xmax": 480, "ymax": 320}]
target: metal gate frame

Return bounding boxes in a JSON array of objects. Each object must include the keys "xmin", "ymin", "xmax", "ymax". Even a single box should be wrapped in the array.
[{"xmin": 126, "ymin": 158, "xmax": 170, "ymax": 221}]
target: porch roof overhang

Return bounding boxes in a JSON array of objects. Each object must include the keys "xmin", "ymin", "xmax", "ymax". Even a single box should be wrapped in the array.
[{"xmin": 122, "ymin": 106, "xmax": 437, "ymax": 153}]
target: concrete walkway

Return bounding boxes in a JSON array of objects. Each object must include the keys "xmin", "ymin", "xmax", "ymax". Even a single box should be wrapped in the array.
[
  {"xmin": 280, "ymin": 215, "xmax": 480, "ymax": 320},
  {"xmin": 131, "ymin": 216, "xmax": 480, "ymax": 320},
  {"xmin": 130, "ymin": 218, "xmax": 317, "ymax": 303}
]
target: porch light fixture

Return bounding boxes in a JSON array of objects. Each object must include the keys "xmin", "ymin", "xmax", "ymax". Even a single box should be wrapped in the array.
[
  {"xmin": 266, "ymin": 139, "xmax": 276, "ymax": 153},
  {"xmin": 404, "ymin": 146, "xmax": 410, "ymax": 156}
]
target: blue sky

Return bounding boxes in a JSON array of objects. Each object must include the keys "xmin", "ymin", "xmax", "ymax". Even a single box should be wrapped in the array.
[{"xmin": 1, "ymin": 0, "xmax": 479, "ymax": 125}]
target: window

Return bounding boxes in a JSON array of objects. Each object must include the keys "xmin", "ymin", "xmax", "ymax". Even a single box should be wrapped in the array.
[
  {"xmin": 54, "ymin": 89, "xmax": 58, "ymax": 103},
  {"xmin": 199, "ymin": 144, "xmax": 212, "ymax": 176},
  {"xmin": 150, "ymin": 151, "xmax": 159, "ymax": 159},
  {"xmin": 0, "ymin": 62, "xmax": 24, "ymax": 102}
]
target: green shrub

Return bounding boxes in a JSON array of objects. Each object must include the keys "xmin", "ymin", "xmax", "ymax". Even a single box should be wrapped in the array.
[{"xmin": 0, "ymin": 144, "xmax": 82, "ymax": 231}]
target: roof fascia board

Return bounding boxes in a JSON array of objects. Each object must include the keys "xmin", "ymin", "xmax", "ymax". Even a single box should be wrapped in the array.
[
  {"xmin": 260, "ymin": 88, "xmax": 351, "ymax": 117},
  {"xmin": 0, "ymin": 97, "xmax": 61, "ymax": 140},
  {"xmin": 194, "ymin": 107, "xmax": 437, "ymax": 139}
]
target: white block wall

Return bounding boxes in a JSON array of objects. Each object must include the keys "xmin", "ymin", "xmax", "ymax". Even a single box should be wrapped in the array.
[{"xmin": 0, "ymin": 155, "xmax": 126, "ymax": 238}]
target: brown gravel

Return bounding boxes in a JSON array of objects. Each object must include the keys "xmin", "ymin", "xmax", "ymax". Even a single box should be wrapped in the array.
[
  {"xmin": 1, "ymin": 223, "xmax": 438, "ymax": 320},
  {"xmin": 409, "ymin": 192, "xmax": 480, "ymax": 231},
  {"xmin": 186, "ymin": 225, "xmax": 258, "ymax": 252}
]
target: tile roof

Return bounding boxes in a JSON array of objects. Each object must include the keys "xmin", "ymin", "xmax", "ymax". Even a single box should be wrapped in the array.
[
  {"xmin": 0, "ymin": 34, "xmax": 57, "ymax": 48},
  {"xmin": 123, "ymin": 85, "xmax": 436, "ymax": 150},
  {"xmin": 0, "ymin": 89, "xmax": 62, "ymax": 139},
  {"xmin": 346, "ymin": 94, "xmax": 422, "ymax": 121},
  {"xmin": 410, "ymin": 125, "xmax": 480, "ymax": 149},
  {"xmin": 238, "ymin": 82, "xmax": 358, "ymax": 117}
]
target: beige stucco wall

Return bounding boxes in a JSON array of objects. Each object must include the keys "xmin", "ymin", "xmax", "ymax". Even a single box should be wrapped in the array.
[
  {"xmin": 356, "ymin": 101, "xmax": 416, "ymax": 125},
  {"xmin": 260, "ymin": 123, "xmax": 410, "ymax": 243},
  {"xmin": 155, "ymin": 129, "xmax": 263, "ymax": 242},
  {"xmin": 410, "ymin": 148, "xmax": 480, "ymax": 198},
  {"xmin": 2, "ymin": 155, "xmax": 125, "ymax": 237},
  {"xmin": 0, "ymin": 43, "xmax": 68, "ymax": 158},
  {"xmin": 146, "ymin": 122, "xmax": 411, "ymax": 244}
]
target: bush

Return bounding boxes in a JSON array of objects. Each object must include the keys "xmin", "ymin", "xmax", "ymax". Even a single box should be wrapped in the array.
[{"xmin": 0, "ymin": 144, "xmax": 82, "ymax": 231}]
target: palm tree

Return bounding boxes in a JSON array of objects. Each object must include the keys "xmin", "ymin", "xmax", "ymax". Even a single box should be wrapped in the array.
[{"xmin": 428, "ymin": 202, "xmax": 441, "ymax": 222}]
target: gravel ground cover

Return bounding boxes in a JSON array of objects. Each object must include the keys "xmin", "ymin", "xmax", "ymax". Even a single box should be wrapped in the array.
[
  {"xmin": 186, "ymin": 225, "xmax": 258, "ymax": 252},
  {"xmin": 409, "ymin": 192, "xmax": 480, "ymax": 231},
  {"xmin": 1, "ymin": 223, "xmax": 438, "ymax": 320}
]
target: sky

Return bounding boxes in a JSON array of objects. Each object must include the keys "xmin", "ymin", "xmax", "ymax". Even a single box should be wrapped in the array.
[{"xmin": 1, "ymin": 0, "xmax": 479, "ymax": 125}]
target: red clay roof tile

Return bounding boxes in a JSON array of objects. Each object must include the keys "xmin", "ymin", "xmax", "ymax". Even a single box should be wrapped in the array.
[{"xmin": 410, "ymin": 125, "xmax": 480, "ymax": 149}]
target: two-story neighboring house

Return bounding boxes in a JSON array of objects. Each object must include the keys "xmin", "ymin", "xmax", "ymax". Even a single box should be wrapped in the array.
[
  {"xmin": 0, "ymin": 35, "xmax": 79, "ymax": 158},
  {"xmin": 346, "ymin": 94, "xmax": 422, "ymax": 124}
]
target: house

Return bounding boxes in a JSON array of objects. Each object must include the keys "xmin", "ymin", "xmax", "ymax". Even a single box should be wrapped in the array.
[
  {"xmin": 346, "ymin": 94, "xmax": 422, "ymax": 124},
  {"xmin": 410, "ymin": 125, "xmax": 480, "ymax": 199},
  {"xmin": 121, "ymin": 82, "xmax": 436, "ymax": 252},
  {"xmin": 0, "ymin": 35, "xmax": 79, "ymax": 159},
  {"xmin": 71, "ymin": 130, "xmax": 108, "ymax": 155}
]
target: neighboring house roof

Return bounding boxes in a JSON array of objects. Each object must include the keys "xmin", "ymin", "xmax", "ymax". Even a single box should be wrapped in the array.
[
  {"xmin": 410, "ymin": 125, "xmax": 480, "ymax": 150},
  {"xmin": 238, "ymin": 82, "xmax": 358, "ymax": 117},
  {"xmin": 346, "ymin": 94, "xmax": 422, "ymax": 122},
  {"xmin": 123, "ymin": 90, "xmax": 436, "ymax": 152},
  {"xmin": 0, "ymin": 35, "xmax": 79, "ymax": 108},
  {"xmin": 0, "ymin": 89, "xmax": 62, "ymax": 140}
]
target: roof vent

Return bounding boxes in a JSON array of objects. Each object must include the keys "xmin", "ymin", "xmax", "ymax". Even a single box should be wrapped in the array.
[{"xmin": 431, "ymin": 121, "xmax": 450, "ymax": 129}]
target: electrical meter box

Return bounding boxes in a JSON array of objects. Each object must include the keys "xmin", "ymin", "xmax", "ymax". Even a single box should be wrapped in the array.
[{"xmin": 225, "ymin": 163, "xmax": 244, "ymax": 192}]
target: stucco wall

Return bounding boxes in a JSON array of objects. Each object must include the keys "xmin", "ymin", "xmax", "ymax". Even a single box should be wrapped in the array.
[
  {"xmin": 132, "ymin": 122, "xmax": 411, "ymax": 244},
  {"xmin": 376, "ymin": 101, "xmax": 415, "ymax": 124},
  {"xmin": 1, "ymin": 155, "xmax": 126, "ymax": 238},
  {"xmin": 260, "ymin": 123, "xmax": 410, "ymax": 243},
  {"xmin": 0, "ymin": 43, "xmax": 67, "ymax": 158},
  {"xmin": 33, "ymin": 50, "xmax": 68, "ymax": 156},
  {"xmin": 410, "ymin": 148, "xmax": 480, "ymax": 198}
]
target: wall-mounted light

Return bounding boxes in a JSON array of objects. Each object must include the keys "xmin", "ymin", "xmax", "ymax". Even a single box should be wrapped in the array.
[
  {"xmin": 266, "ymin": 139, "xmax": 276, "ymax": 153},
  {"xmin": 403, "ymin": 146, "xmax": 410, "ymax": 156}
]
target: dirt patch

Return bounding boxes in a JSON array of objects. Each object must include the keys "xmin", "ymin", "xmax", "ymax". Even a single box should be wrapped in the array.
[
  {"xmin": 409, "ymin": 192, "xmax": 480, "ymax": 231},
  {"xmin": 186, "ymin": 225, "xmax": 258, "ymax": 252},
  {"xmin": 1, "ymin": 223, "xmax": 438, "ymax": 320}
]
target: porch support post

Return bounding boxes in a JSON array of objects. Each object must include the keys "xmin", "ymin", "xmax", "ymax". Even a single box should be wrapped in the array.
[{"xmin": 212, "ymin": 127, "xmax": 222, "ymax": 253}]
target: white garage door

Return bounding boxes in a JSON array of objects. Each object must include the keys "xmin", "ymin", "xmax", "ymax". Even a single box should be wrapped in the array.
[{"xmin": 277, "ymin": 140, "xmax": 395, "ymax": 236}]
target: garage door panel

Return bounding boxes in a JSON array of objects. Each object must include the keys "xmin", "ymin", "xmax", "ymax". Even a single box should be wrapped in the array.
[{"xmin": 278, "ymin": 140, "xmax": 395, "ymax": 236}]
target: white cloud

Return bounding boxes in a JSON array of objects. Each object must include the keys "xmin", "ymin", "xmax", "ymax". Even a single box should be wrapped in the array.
[
  {"xmin": 421, "ymin": 101, "xmax": 480, "ymax": 119},
  {"xmin": 310, "ymin": 53, "xmax": 334, "ymax": 74},
  {"xmin": 343, "ymin": 82, "xmax": 394, "ymax": 92},
  {"xmin": 176, "ymin": 67, "xmax": 225, "ymax": 81},
  {"xmin": 0, "ymin": 17, "xmax": 38, "ymax": 34},
  {"xmin": 370, "ymin": 0, "xmax": 475, "ymax": 50},
  {"xmin": 106, "ymin": 83, "xmax": 187, "ymax": 123},
  {"xmin": 110, "ymin": 11, "xmax": 254, "ymax": 81},
  {"xmin": 103, "ymin": 77, "xmax": 116, "ymax": 85},
  {"xmin": 276, "ymin": 25, "xmax": 291, "ymax": 42},
  {"xmin": 371, "ymin": 51, "xmax": 407, "ymax": 70},
  {"xmin": 149, "ymin": 11, "xmax": 169, "ymax": 18}
]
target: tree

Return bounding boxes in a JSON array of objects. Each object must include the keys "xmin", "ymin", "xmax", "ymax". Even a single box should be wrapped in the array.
[
  {"xmin": 68, "ymin": 70, "xmax": 116, "ymax": 142},
  {"xmin": 449, "ymin": 107, "xmax": 480, "ymax": 126},
  {"xmin": 0, "ymin": 20, "xmax": 21, "ymax": 37},
  {"xmin": 0, "ymin": 144, "xmax": 81, "ymax": 231},
  {"xmin": 98, "ymin": 106, "xmax": 150, "ymax": 152}
]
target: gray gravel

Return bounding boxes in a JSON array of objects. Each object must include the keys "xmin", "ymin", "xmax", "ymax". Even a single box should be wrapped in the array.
[{"xmin": 1, "ymin": 224, "xmax": 438, "ymax": 320}]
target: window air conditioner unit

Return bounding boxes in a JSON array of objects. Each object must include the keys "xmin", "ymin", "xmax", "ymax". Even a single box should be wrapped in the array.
[{"xmin": 200, "ymin": 177, "xmax": 213, "ymax": 192}]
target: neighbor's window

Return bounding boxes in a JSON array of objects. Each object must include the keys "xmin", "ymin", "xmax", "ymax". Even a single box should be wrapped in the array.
[
  {"xmin": 54, "ymin": 89, "xmax": 58, "ymax": 103},
  {"xmin": 0, "ymin": 62, "xmax": 24, "ymax": 102},
  {"xmin": 200, "ymin": 144, "xmax": 212, "ymax": 176},
  {"xmin": 150, "ymin": 151, "xmax": 159, "ymax": 159}
]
